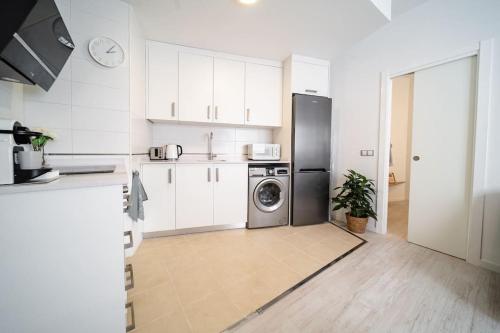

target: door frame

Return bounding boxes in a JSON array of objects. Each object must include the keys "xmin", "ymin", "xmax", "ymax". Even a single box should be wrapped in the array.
[{"xmin": 376, "ymin": 39, "xmax": 494, "ymax": 267}]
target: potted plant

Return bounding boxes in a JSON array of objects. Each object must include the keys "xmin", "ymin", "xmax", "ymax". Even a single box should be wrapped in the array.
[
  {"xmin": 332, "ymin": 170, "xmax": 377, "ymax": 234},
  {"xmin": 18, "ymin": 129, "xmax": 55, "ymax": 169}
]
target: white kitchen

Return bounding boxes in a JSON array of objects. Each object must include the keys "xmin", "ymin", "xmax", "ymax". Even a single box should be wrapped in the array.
[{"xmin": 1, "ymin": 1, "xmax": 500, "ymax": 333}]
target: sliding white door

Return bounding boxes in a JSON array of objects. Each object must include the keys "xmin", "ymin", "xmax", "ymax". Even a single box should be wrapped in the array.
[{"xmin": 408, "ymin": 56, "xmax": 477, "ymax": 259}]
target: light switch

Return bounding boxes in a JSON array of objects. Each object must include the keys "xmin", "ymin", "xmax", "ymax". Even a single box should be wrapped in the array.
[{"xmin": 360, "ymin": 150, "xmax": 374, "ymax": 157}]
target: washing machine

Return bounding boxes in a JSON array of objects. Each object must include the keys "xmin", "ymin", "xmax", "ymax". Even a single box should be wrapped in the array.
[{"xmin": 248, "ymin": 165, "xmax": 289, "ymax": 229}]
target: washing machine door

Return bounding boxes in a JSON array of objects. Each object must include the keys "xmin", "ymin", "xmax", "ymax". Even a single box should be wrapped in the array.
[{"xmin": 254, "ymin": 178, "xmax": 285, "ymax": 213}]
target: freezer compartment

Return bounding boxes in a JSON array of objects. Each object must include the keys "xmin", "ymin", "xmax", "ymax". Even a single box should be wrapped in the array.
[{"xmin": 292, "ymin": 171, "xmax": 330, "ymax": 226}]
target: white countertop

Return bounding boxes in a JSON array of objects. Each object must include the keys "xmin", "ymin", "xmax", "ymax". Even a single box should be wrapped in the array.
[
  {"xmin": 0, "ymin": 171, "xmax": 128, "ymax": 195},
  {"xmin": 141, "ymin": 159, "xmax": 291, "ymax": 165}
]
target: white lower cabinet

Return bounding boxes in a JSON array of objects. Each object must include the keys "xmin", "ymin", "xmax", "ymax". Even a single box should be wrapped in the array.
[
  {"xmin": 142, "ymin": 163, "xmax": 248, "ymax": 232},
  {"xmin": 0, "ymin": 185, "xmax": 125, "ymax": 333},
  {"xmin": 141, "ymin": 164, "xmax": 176, "ymax": 232},
  {"xmin": 213, "ymin": 163, "xmax": 248, "ymax": 226},
  {"xmin": 176, "ymin": 164, "xmax": 214, "ymax": 229}
]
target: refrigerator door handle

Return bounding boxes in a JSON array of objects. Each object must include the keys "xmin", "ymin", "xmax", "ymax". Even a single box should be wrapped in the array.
[{"xmin": 298, "ymin": 168, "xmax": 328, "ymax": 172}]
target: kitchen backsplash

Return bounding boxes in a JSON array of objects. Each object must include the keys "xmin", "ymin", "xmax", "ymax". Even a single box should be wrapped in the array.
[{"xmin": 152, "ymin": 123, "xmax": 272, "ymax": 156}]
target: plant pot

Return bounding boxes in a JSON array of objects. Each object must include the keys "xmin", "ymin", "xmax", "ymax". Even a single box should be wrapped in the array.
[
  {"xmin": 346, "ymin": 213, "xmax": 368, "ymax": 234},
  {"xmin": 18, "ymin": 150, "xmax": 43, "ymax": 170}
]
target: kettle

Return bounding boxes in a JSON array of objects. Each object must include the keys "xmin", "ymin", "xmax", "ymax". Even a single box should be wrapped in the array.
[{"xmin": 165, "ymin": 144, "xmax": 183, "ymax": 160}]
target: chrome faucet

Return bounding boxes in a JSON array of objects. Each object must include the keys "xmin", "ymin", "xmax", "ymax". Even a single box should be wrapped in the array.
[{"xmin": 208, "ymin": 131, "xmax": 216, "ymax": 160}]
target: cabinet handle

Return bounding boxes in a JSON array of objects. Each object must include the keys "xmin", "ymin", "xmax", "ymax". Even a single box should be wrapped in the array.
[
  {"xmin": 124, "ymin": 231, "xmax": 134, "ymax": 250},
  {"xmin": 216, "ymin": 167, "xmax": 219, "ymax": 182},
  {"xmin": 125, "ymin": 264, "xmax": 134, "ymax": 291},
  {"xmin": 125, "ymin": 301, "xmax": 136, "ymax": 332},
  {"xmin": 207, "ymin": 105, "xmax": 211, "ymax": 119},
  {"xmin": 215, "ymin": 106, "xmax": 218, "ymax": 120},
  {"xmin": 168, "ymin": 168, "xmax": 172, "ymax": 184},
  {"xmin": 171, "ymin": 102, "xmax": 176, "ymax": 117},
  {"xmin": 207, "ymin": 167, "xmax": 211, "ymax": 182},
  {"xmin": 246, "ymin": 108, "xmax": 250, "ymax": 122},
  {"xmin": 122, "ymin": 185, "xmax": 128, "ymax": 194},
  {"xmin": 305, "ymin": 89, "xmax": 318, "ymax": 94}
]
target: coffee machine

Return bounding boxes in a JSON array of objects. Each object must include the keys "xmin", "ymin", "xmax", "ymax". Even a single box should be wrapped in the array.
[{"xmin": 0, "ymin": 120, "xmax": 52, "ymax": 185}]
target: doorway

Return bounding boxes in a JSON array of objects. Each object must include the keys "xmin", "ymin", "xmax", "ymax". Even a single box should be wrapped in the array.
[
  {"xmin": 385, "ymin": 56, "xmax": 477, "ymax": 259},
  {"xmin": 387, "ymin": 74, "xmax": 413, "ymax": 240}
]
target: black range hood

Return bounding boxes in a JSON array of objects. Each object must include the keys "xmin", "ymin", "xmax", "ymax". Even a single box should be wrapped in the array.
[{"xmin": 0, "ymin": 0, "xmax": 74, "ymax": 91}]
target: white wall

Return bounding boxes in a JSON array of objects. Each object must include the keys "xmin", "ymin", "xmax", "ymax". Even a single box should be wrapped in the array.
[
  {"xmin": 389, "ymin": 74, "xmax": 413, "ymax": 202},
  {"xmin": 332, "ymin": 0, "xmax": 500, "ymax": 269},
  {"xmin": 152, "ymin": 124, "xmax": 272, "ymax": 158},
  {"xmin": 370, "ymin": 0, "xmax": 392, "ymax": 20},
  {"xmin": 0, "ymin": 82, "xmax": 23, "ymax": 121},
  {"xmin": 4, "ymin": 0, "xmax": 131, "ymax": 155}
]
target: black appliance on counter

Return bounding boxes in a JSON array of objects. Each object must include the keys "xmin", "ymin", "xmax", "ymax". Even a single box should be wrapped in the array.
[
  {"xmin": 291, "ymin": 94, "xmax": 332, "ymax": 226},
  {"xmin": 0, "ymin": 0, "xmax": 74, "ymax": 91}
]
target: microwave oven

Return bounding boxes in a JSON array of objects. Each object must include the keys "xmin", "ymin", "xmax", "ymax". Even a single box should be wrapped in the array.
[{"xmin": 248, "ymin": 144, "xmax": 281, "ymax": 161}]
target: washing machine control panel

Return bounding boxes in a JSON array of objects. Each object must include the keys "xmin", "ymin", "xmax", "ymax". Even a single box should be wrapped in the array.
[{"xmin": 249, "ymin": 166, "xmax": 289, "ymax": 177}]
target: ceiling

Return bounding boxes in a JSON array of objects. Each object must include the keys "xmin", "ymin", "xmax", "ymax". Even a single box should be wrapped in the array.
[{"xmin": 129, "ymin": 0, "xmax": 428, "ymax": 61}]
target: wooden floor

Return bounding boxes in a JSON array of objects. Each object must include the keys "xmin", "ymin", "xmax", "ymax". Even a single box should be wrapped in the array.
[
  {"xmin": 388, "ymin": 200, "xmax": 409, "ymax": 239},
  {"xmin": 230, "ymin": 229, "xmax": 500, "ymax": 333}
]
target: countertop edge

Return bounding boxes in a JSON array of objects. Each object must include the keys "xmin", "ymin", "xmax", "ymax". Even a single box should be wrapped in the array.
[
  {"xmin": 141, "ymin": 160, "xmax": 291, "ymax": 165},
  {"xmin": 0, "ymin": 172, "xmax": 128, "ymax": 196}
]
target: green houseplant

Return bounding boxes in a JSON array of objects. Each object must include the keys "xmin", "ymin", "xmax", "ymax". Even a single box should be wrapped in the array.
[
  {"xmin": 332, "ymin": 170, "xmax": 377, "ymax": 234},
  {"xmin": 19, "ymin": 129, "xmax": 55, "ymax": 168}
]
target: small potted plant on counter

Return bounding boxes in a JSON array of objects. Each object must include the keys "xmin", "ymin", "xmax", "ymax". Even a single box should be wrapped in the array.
[
  {"xmin": 18, "ymin": 129, "xmax": 55, "ymax": 169},
  {"xmin": 332, "ymin": 169, "xmax": 377, "ymax": 234}
]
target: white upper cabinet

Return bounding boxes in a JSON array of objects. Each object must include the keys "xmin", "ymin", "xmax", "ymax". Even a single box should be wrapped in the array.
[
  {"xmin": 245, "ymin": 63, "xmax": 283, "ymax": 127},
  {"xmin": 175, "ymin": 164, "xmax": 214, "ymax": 229},
  {"xmin": 141, "ymin": 164, "xmax": 176, "ymax": 232},
  {"xmin": 213, "ymin": 163, "xmax": 248, "ymax": 226},
  {"xmin": 291, "ymin": 59, "xmax": 330, "ymax": 97},
  {"xmin": 179, "ymin": 52, "xmax": 214, "ymax": 122},
  {"xmin": 145, "ymin": 41, "xmax": 283, "ymax": 128},
  {"xmin": 147, "ymin": 42, "xmax": 179, "ymax": 121},
  {"xmin": 213, "ymin": 58, "xmax": 245, "ymax": 125}
]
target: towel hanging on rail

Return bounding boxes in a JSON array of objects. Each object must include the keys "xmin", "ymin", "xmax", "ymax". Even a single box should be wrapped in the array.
[{"xmin": 128, "ymin": 170, "xmax": 148, "ymax": 221}]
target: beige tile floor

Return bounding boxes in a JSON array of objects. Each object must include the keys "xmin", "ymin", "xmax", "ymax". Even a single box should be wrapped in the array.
[{"xmin": 127, "ymin": 223, "xmax": 364, "ymax": 333}]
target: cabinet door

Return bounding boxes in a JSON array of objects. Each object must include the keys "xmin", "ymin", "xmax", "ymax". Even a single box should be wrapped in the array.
[
  {"xmin": 213, "ymin": 164, "xmax": 248, "ymax": 226},
  {"xmin": 176, "ymin": 164, "xmax": 214, "ymax": 229},
  {"xmin": 292, "ymin": 61, "xmax": 330, "ymax": 97},
  {"xmin": 147, "ymin": 42, "xmax": 178, "ymax": 120},
  {"xmin": 141, "ymin": 164, "xmax": 176, "ymax": 232},
  {"xmin": 179, "ymin": 52, "xmax": 214, "ymax": 122},
  {"xmin": 213, "ymin": 58, "xmax": 245, "ymax": 125},
  {"xmin": 245, "ymin": 63, "xmax": 283, "ymax": 127}
]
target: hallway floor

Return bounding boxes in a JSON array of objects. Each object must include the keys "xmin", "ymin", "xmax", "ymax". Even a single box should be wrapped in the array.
[
  {"xmin": 230, "ymin": 229, "xmax": 500, "ymax": 333},
  {"xmin": 388, "ymin": 200, "xmax": 409, "ymax": 239}
]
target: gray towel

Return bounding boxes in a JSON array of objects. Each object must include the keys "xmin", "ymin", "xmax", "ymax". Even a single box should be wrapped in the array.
[{"xmin": 128, "ymin": 170, "xmax": 148, "ymax": 221}]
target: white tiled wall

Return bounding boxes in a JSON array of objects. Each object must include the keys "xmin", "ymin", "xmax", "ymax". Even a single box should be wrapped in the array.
[
  {"xmin": 129, "ymin": 7, "xmax": 151, "ymax": 155},
  {"xmin": 21, "ymin": 0, "xmax": 131, "ymax": 155},
  {"xmin": 152, "ymin": 123, "xmax": 273, "ymax": 157}
]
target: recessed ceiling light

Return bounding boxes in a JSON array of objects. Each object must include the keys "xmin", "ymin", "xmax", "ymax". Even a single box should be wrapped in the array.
[{"xmin": 239, "ymin": 0, "xmax": 258, "ymax": 5}]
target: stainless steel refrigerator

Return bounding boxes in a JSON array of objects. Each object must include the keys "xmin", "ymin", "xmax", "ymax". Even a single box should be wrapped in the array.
[{"xmin": 291, "ymin": 94, "xmax": 332, "ymax": 226}]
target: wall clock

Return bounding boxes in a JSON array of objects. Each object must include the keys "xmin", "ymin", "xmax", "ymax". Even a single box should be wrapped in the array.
[{"xmin": 88, "ymin": 37, "xmax": 125, "ymax": 68}]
